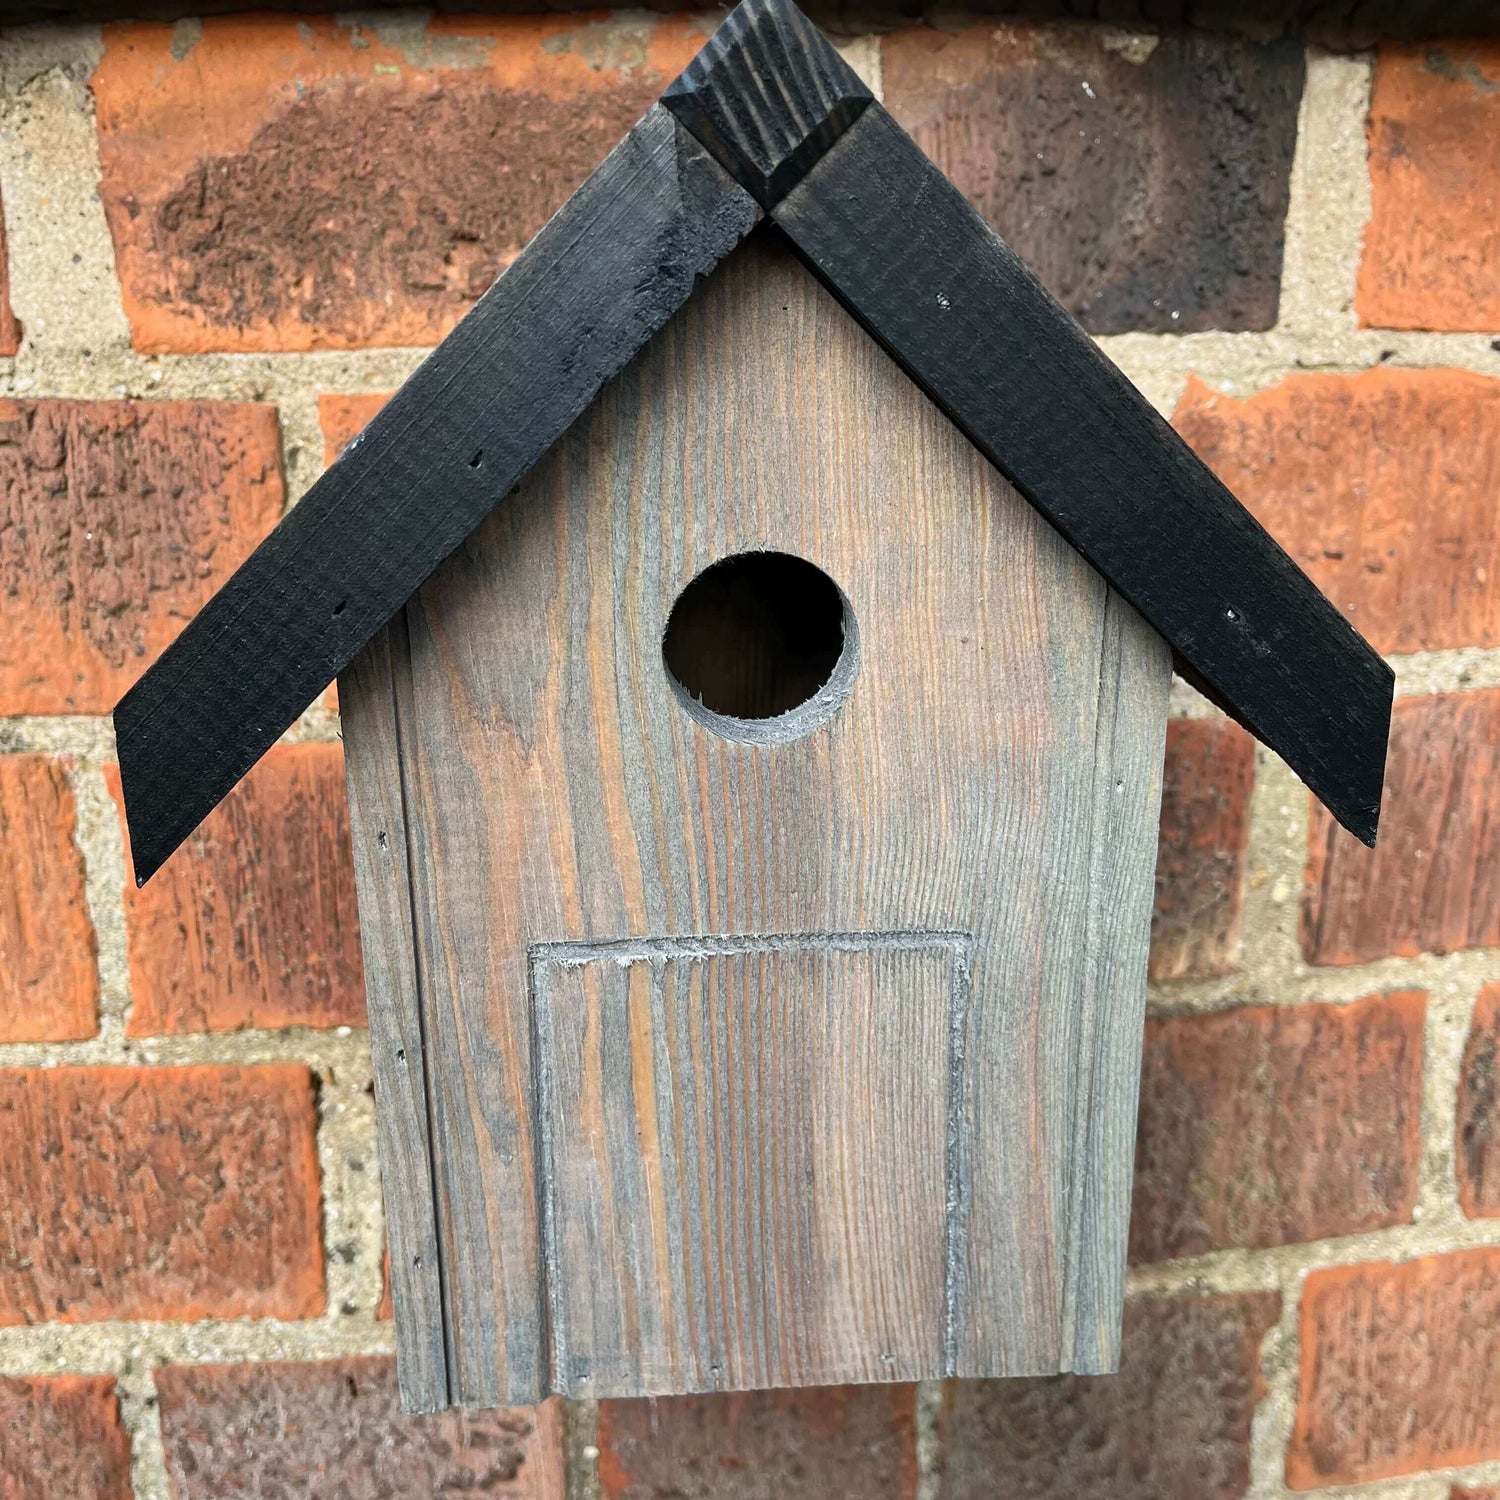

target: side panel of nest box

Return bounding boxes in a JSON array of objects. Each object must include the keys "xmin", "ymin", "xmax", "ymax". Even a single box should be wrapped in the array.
[{"xmin": 339, "ymin": 235, "xmax": 1172, "ymax": 1412}]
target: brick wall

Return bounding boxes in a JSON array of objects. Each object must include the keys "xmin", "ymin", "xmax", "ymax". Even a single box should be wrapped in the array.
[{"xmin": 0, "ymin": 14, "xmax": 1496, "ymax": 1500}]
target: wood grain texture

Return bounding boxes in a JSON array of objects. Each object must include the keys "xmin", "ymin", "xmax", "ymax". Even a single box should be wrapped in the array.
[
  {"xmin": 770, "ymin": 101, "xmax": 1392, "ymax": 846},
  {"xmin": 115, "ymin": 104, "xmax": 760, "ymax": 884},
  {"xmin": 532, "ymin": 934, "xmax": 963, "ymax": 1395},
  {"xmin": 348, "ymin": 235, "xmax": 1171, "ymax": 1405},
  {"xmin": 338, "ymin": 623, "xmax": 450, "ymax": 1411},
  {"xmin": 660, "ymin": 0, "xmax": 871, "ymax": 206}
]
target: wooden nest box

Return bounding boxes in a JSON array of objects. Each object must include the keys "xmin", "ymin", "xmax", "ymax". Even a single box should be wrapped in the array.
[{"xmin": 114, "ymin": 0, "xmax": 1392, "ymax": 1414}]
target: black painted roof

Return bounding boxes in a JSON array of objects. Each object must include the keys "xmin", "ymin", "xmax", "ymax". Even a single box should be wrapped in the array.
[{"xmin": 114, "ymin": 0, "xmax": 1392, "ymax": 883}]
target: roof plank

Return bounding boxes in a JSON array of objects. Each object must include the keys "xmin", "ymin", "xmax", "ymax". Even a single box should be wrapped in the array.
[
  {"xmin": 114, "ymin": 105, "xmax": 762, "ymax": 883},
  {"xmin": 771, "ymin": 101, "xmax": 1392, "ymax": 844}
]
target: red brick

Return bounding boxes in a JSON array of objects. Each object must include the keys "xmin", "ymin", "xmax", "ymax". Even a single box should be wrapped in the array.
[
  {"xmin": 881, "ymin": 25, "xmax": 1301, "ymax": 333},
  {"xmin": 1289, "ymin": 1249, "xmax": 1500, "ymax": 1487},
  {"xmin": 1454, "ymin": 1490, "xmax": 1500, "ymax": 1500},
  {"xmin": 0, "ymin": 190, "xmax": 20, "ymax": 357},
  {"xmin": 0, "ymin": 756, "xmax": 98, "ymax": 1042},
  {"xmin": 1303, "ymin": 691, "xmax": 1500, "ymax": 965},
  {"xmin": 938, "ymin": 1293, "xmax": 1280, "ymax": 1500},
  {"xmin": 157, "ymin": 1358, "xmax": 562, "ymax": 1500},
  {"xmin": 1150, "ymin": 719, "xmax": 1255, "ymax": 982},
  {"xmin": 0, "ymin": 1374, "xmax": 130, "ymax": 1500},
  {"xmin": 1357, "ymin": 43, "xmax": 1500, "ymax": 331},
  {"xmin": 1459, "ymin": 983, "xmax": 1500, "ymax": 1219},
  {"xmin": 378, "ymin": 1243, "xmax": 393, "ymax": 1321},
  {"xmin": 92, "ymin": 16, "xmax": 705, "ymax": 354},
  {"xmin": 108, "ymin": 743, "xmax": 364, "ymax": 1035},
  {"xmin": 0, "ymin": 1063, "xmax": 324, "ymax": 1324},
  {"xmin": 0, "ymin": 398, "xmax": 282, "ymax": 714},
  {"xmin": 1131, "ymin": 993, "xmax": 1424, "ymax": 1263},
  {"xmin": 599, "ymin": 1385, "xmax": 917, "ymax": 1500},
  {"xmin": 319, "ymin": 392, "xmax": 391, "ymax": 467},
  {"xmin": 1174, "ymin": 370, "xmax": 1500, "ymax": 655}
]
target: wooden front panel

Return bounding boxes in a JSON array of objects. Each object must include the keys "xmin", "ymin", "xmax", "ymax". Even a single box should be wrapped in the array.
[
  {"xmin": 341, "ymin": 231, "xmax": 1172, "ymax": 1408},
  {"xmin": 532, "ymin": 935, "xmax": 961, "ymax": 1396}
]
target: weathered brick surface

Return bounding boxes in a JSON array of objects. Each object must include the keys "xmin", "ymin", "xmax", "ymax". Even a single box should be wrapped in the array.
[
  {"xmin": 0, "ymin": 398, "xmax": 283, "ymax": 714},
  {"xmin": 1459, "ymin": 984, "xmax": 1500, "ymax": 1219},
  {"xmin": 1303, "ymin": 691, "xmax": 1500, "ymax": 965},
  {"xmin": 108, "ymin": 743, "xmax": 364, "ymax": 1035},
  {"xmin": 1175, "ymin": 370, "xmax": 1500, "ymax": 655},
  {"xmin": 1357, "ymin": 42, "xmax": 1500, "ymax": 331},
  {"xmin": 0, "ymin": 756, "xmax": 97, "ymax": 1042},
  {"xmin": 938, "ymin": 1293, "xmax": 1280, "ymax": 1500},
  {"xmin": 1131, "ymin": 993, "xmax": 1424, "ymax": 1263},
  {"xmin": 1288, "ymin": 1249, "xmax": 1500, "ymax": 1487},
  {"xmin": 1149, "ymin": 718, "xmax": 1255, "ymax": 983},
  {"xmin": 598, "ymin": 1385, "xmax": 917, "ymax": 1500},
  {"xmin": 92, "ymin": 15, "xmax": 704, "ymax": 353},
  {"xmin": 0, "ymin": 1064, "xmax": 324, "ymax": 1324},
  {"xmin": 156, "ymin": 1358, "xmax": 563, "ymax": 1500},
  {"xmin": 319, "ymin": 392, "xmax": 391, "ymax": 465},
  {"xmin": 881, "ymin": 25, "xmax": 1302, "ymax": 333},
  {"xmin": 0, "ymin": 1374, "xmax": 130, "ymax": 1500},
  {"xmin": 0, "ymin": 190, "xmax": 20, "ymax": 358}
]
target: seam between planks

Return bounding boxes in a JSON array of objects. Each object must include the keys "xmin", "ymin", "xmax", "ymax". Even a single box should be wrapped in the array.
[
  {"xmin": 389, "ymin": 607, "xmax": 459, "ymax": 1405},
  {"xmin": 526, "ymin": 949, "xmax": 569, "ymax": 1396}
]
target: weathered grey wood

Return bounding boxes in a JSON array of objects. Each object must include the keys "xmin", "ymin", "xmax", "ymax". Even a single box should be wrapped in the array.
[
  {"xmin": 383, "ymin": 234, "xmax": 1171, "ymax": 1404},
  {"xmin": 1059, "ymin": 589, "xmax": 1171, "ymax": 1373},
  {"xmin": 337, "ymin": 623, "xmax": 451, "ymax": 1410},
  {"xmin": 531, "ymin": 933, "xmax": 965, "ymax": 1395}
]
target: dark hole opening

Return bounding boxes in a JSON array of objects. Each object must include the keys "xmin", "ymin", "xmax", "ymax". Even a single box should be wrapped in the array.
[
  {"xmin": 662, "ymin": 551, "xmax": 848, "ymax": 721},
  {"xmin": 332, "ymin": 599, "xmax": 347, "ymax": 617},
  {"xmin": 468, "ymin": 449, "xmax": 484, "ymax": 469}
]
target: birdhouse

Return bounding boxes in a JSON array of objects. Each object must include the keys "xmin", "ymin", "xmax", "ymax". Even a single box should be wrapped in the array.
[{"xmin": 114, "ymin": 0, "xmax": 1392, "ymax": 1415}]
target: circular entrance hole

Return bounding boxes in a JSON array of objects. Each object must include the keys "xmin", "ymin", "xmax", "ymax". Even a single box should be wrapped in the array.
[{"xmin": 662, "ymin": 550, "xmax": 858, "ymax": 743}]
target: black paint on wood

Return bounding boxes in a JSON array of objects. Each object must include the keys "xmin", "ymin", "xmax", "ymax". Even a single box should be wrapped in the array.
[
  {"xmin": 114, "ymin": 106, "xmax": 761, "ymax": 884},
  {"xmin": 115, "ymin": 0, "xmax": 1392, "ymax": 881},
  {"xmin": 661, "ymin": 0, "xmax": 872, "ymax": 206},
  {"xmin": 770, "ymin": 100, "xmax": 1391, "ymax": 844}
]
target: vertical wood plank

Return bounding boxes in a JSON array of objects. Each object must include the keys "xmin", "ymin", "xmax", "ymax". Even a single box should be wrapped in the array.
[
  {"xmin": 378, "ymin": 234, "xmax": 1170, "ymax": 1401},
  {"xmin": 338, "ymin": 624, "xmax": 450, "ymax": 1411}
]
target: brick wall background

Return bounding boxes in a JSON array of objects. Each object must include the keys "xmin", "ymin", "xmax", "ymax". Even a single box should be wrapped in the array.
[{"xmin": 0, "ymin": 12, "xmax": 1496, "ymax": 1500}]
